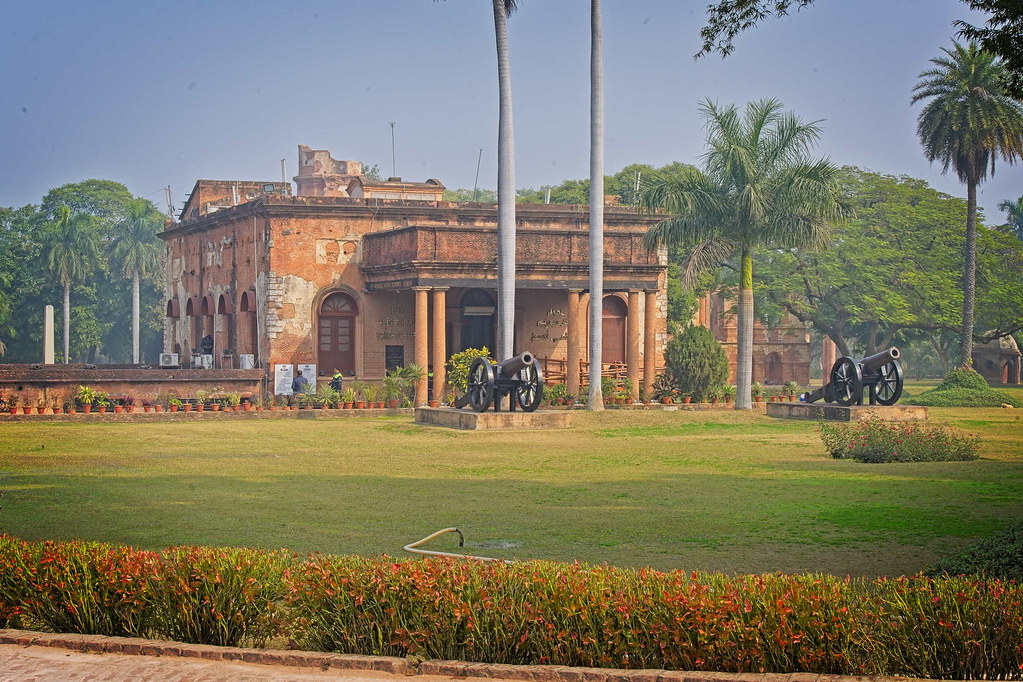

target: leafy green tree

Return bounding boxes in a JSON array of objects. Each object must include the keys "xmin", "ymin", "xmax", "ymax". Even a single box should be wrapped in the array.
[
  {"xmin": 663, "ymin": 323, "xmax": 729, "ymax": 401},
  {"xmin": 698, "ymin": 0, "xmax": 1023, "ymax": 98},
  {"xmin": 40, "ymin": 179, "xmax": 135, "ymax": 224},
  {"xmin": 913, "ymin": 42, "xmax": 1023, "ymax": 368},
  {"xmin": 999, "ymin": 195, "xmax": 1023, "ymax": 239},
  {"xmin": 111, "ymin": 199, "xmax": 165, "ymax": 363},
  {"xmin": 42, "ymin": 207, "xmax": 102, "ymax": 363},
  {"xmin": 443, "ymin": 187, "xmax": 498, "ymax": 203},
  {"xmin": 641, "ymin": 99, "xmax": 845, "ymax": 409}
]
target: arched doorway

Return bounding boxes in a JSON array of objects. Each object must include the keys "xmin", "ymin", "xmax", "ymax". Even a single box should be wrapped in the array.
[
  {"xmin": 602, "ymin": 296, "xmax": 627, "ymax": 364},
  {"xmin": 460, "ymin": 289, "xmax": 495, "ymax": 352},
  {"xmin": 319, "ymin": 292, "xmax": 358, "ymax": 375},
  {"xmin": 765, "ymin": 352, "xmax": 783, "ymax": 384}
]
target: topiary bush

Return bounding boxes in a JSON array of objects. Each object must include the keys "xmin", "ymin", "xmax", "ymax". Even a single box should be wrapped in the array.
[
  {"xmin": 446, "ymin": 347, "xmax": 494, "ymax": 393},
  {"xmin": 819, "ymin": 417, "xmax": 979, "ymax": 463},
  {"xmin": 924, "ymin": 520, "xmax": 1023, "ymax": 582},
  {"xmin": 904, "ymin": 368, "xmax": 1022, "ymax": 407},
  {"xmin": 663, "ymin": 324, "xmax": 729, "ymax": 402}
]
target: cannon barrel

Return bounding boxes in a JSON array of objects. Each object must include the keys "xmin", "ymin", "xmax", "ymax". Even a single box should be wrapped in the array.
[
  {"xmin": 859, "ymin": 347, "xmax": 900, "ymax": 372},
  {"xmin": 496, "ymin": 351, "xmax": 535, "ymax": 378}
]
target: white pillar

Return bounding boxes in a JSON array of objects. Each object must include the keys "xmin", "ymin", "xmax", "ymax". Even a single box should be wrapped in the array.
[{"xmin": 43, "ymin": 305, "xmax": 55, "ymax": 364}]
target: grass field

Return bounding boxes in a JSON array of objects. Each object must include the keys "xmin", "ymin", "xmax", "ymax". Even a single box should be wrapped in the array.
[{"xmin": 1, "ymin": 407, "xmax": 1021, "ymax": 577}]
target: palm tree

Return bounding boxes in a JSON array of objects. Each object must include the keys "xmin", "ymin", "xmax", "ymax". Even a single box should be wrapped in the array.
[
  {"xmin": 641, "ymin": 99, "xmax": 845, "ymax": 409},
  {"xmin": 43, "ymin": 206, "xmax": 101, "ymax": 363},
  {"xmin": 912, "ymin": 42, "xmax": 1023, "ymax": 369},
  {"xmin": 112, "ymin": 199, "xmax": 164, "ymax": 364},
  {"xmin": 493, "ymin": 0, "xmax": 518, "ymax": 361},
  {"xmin": 588, "ymin": 0, "xmax": 604, "ymax": 409},
  {"xmin": 999, "ymin": 196, "xmax": 1023, "ymax": 239}
]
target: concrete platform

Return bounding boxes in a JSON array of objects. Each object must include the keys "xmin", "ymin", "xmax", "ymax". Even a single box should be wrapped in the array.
[
  {"xmin": 415, "ymin": 406, "xmax": 572, "ymax": 430},
  {"xmin": 767, "ymin": 402, "xmax": 928, "ymax": 421}
]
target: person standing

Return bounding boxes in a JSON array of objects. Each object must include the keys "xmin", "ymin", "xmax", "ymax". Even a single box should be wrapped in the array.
[{"xmin": 330, "ymin": 368, "xmax": 343, "ymax": 392}]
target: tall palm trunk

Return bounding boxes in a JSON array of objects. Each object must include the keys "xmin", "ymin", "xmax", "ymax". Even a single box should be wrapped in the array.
[
  {"xmin": 493, "ymin": 0, "xmax": 516, "ymax": 361},
  {"xmin": 735, "ymin": 248, "xmax": 753, "ymax": 410},
  {"xmin": 960, "ymin": 179, "xmax": 978, "ymax": 369},
  {"xmin": 587, "ymin": 0, "xmax": 604, "ymax": 410},
  {"xmin": 62, "ymin": 283, "xmax": 70, "ymax": 364},
  {"xmin": 132, "ymin": 269, "xmax": 141, "ymax": 364}
]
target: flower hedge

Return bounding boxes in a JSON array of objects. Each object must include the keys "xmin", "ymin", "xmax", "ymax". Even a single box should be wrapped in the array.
[
  {"xmin": 819, "ymin": 416, "xmax": 979, "ymax": 463},
  {"xmin": 2, "ymin": 536, "xmax": 1021, "ymax": 679}
]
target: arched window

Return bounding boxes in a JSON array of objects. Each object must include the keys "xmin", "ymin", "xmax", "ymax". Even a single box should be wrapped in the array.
[
  {"xmin": 319, "ymin": 292, "xmax": 358, "ymax": 375},
  {"xmin": 601, "ymin": 296, "xmax": 628, "ymax": 364},
  {"xmin": 460, "ymin": 289, "xmax": 495, "ymax": 353}
]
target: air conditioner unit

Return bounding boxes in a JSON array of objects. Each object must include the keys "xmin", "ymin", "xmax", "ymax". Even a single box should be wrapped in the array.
[
  {"xmin": 159, "ymin": 353, "xmax": 179, "ymax": 368},
  {"xmin": 199, "ymin": 354, "xmax": 214, "ymax": 369},
  {"xmin": 238, "ymin": 354, "xmax": 255, "ymax": 369}
]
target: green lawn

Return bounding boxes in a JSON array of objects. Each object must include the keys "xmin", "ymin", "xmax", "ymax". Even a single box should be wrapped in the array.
[{"xmin": 1, "ymin": 408, "xmax": 1021, "ymax": 577}]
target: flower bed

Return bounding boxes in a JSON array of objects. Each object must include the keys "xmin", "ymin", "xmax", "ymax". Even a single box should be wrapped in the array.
[
  {"xmin": 1, "ymin": 536, "xmax": 1021, "ymax": 678},
  {"xmin": 819, "ymin": 416, "xmax": 979, "ymax": 463}
]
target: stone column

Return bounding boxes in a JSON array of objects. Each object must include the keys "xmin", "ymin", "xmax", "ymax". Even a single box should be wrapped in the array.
[
  {"xmin": 821, "ymin": 336, "xmax": 837, "ymax": 381},
  {"xmin": 43, "ymin": 305, "xmax": 55, "ymax": 364},
  {"xmin": 627, "ymin": 290, "xmax": 641, "ymax": 402},
  {"xmin": 566, "ymin": 289, "xmax": 581, "ymax": 398},
  {"xmin": 644, "ymin": 290, "xmax": 658, "ymax": 402},
  {"xmin": 431, "ymin": 288, "xmax": 448, "ymax": 404},
  {"xmin": 414, "ymin": 287, "xmax": 430, "ymax": 405}
]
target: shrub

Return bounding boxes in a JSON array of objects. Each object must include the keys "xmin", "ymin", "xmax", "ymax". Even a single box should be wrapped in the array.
[
  {"xmin": 819, "ymin": 417, "xmax": 979, "ymax": 463},
  {"xmin": 663, "ymin": 324, "xmax": 728, "ymax": 402},
  {"xmin": 446, "ymin": 348, "xmax": 493, "ymax": 393},
  {"xmin": 924, "ymin": 520, "xmax": 1023, "ymax": 581},
  {"xmin": 904, "ymin": 368, "xmax": 1022, "ymax": 407}
]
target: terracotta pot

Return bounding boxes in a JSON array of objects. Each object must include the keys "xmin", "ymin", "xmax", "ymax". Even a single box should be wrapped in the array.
[
  {"xmin": 660, "ymin": 397, "xmax": 672, "ymax": 404},
  {"xmin": 196, "ymin": 404, "xmax": 204, "ymax": 412},
  {"xmin": 183, "ymin": 403, "xmax": 192, "ymax": 412},
  {"xmin": 155, "ymin": 405, "xmax": 163, "ymax": 412},
  {"xmin": 344, "ymin": 402, "xmax": 353, "ymax": 409},
  {"xmin": 243, "ymin": 403, "xmax": 252, "ymax": 411},
  {"xmin": 170, "ymin": 405, "xmax": 179, "ymax": 412},
  {"xmin": 232, "ymin": 405, "xmax": 240, "ymax": 412},
  {"xmin": 98, "ymin": 406, "xmax": 107, "ymax": 413},
  {"xmin": 8, "ymin": 407, "xmax": 18, "ymax": 414},
  {"xmin": 754, "ymin": 396, "xmax": 763, "ymax": 403},
  {"xmin": 387, "ymin": 399, "xmax": 399, "ymax": 409},
  {"xmin": 428, "ymin": 400, "xmax": 439, "ymax": 407},
  {"xmin": 114, "ymin": 406, "xmax": 123, "ymax": 413},
  {"xmin": 789, "ymin": 395, "xmax": 796, "ymax": 402},
  {"xmin": 683, "ymin": 397, "xmax": 692, "ymax": 404},
  {"xmin": 356, "ymin": 401, "xmax": 366, "ymax": 409},
  {"xmin": 320, "ymin": 403, "xmax": 329, "ymax": 409},
  {"xmin": 143, "ymin": 406, "xmax": 152, "ymax": 413},
  {"xmin": 83, "ymin": 404, "xmax": 92, "ymax": 413},
  {"xmin": 711, "ymin": 398, "xmax": 718, "ymax": 404}
]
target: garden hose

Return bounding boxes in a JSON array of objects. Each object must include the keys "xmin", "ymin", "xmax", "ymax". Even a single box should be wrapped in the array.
[{"xmin": 403, "ymin": 527, "xmax": 513, "ymax": 563}]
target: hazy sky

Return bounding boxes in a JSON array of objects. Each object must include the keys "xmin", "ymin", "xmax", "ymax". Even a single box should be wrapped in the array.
[{"xmin": 2, "ymin": 0, "xmax": 1021, "ymax": 221}]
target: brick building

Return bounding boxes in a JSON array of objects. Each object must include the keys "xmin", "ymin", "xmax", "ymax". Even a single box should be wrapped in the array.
[{"xmin": 160, "ymin": 147, "xmax": 670, "ymax": 403}]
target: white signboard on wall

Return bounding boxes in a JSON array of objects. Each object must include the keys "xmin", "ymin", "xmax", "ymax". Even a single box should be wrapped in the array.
[
  {"xmin": 274, "ymin": 364, "xmax": 294, "ymax": 395},
  {"xmin": 297, "ymin": 363, "xmax": 317, "ymax": 385}
]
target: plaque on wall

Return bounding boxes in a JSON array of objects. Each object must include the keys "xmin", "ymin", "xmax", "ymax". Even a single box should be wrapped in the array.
[
  {"xmin": 298, "ymin": 363, "xmax": 317, "ymax": 381},
  {"xmin": 274, "ymin": 364, "xmax": 294, "ymax": 395},
  {"xmin": 385, "ymin": 345, "xmax": 405, "ymax": 371}
]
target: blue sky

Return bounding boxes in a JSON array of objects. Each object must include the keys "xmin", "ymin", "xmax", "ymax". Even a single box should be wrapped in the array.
[{"xmin": 2, "ymin": 0, "xmax": 1021, "ymax": 221}]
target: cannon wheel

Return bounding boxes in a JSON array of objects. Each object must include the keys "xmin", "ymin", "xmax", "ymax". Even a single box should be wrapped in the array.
[
  {"xmin": 467, "ymin": 358, "xmax": 495, "ymax": 413},
  {"xmin": 830, "ymin": 356, "xmax": 863, "ymax": 406},
  {"xmin": 874, "ymin": 359, "xmax": 903, "ymax": 406},
  {"xmin": 516, "ymin": 358, "xmax": 544, "ymax": 412}
]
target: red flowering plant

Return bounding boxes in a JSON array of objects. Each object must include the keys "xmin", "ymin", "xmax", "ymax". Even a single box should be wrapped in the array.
[{"xmin": 819, "ymin": 416, "xmax": 979, "ymax": 463}]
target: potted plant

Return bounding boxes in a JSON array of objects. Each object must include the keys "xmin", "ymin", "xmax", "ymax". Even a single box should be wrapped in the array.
[
  {"xmin": 363, "ymin": 383, "xmax": 380, "ymax": 409},
  {"xmin": 168, "ymin": 397, "xmax": 181, "ymax": 412},
  {"xmin": 707, "ymin": 385, "xmax": 720, "ymax": 405},
  {"xmin": 751, "ymin": 382, "xmax": 765, "ymax": 403},
  {"xmin": 340, "ymin": 387, "xmax": 356, "ymax": 409},
  {"xmin": 783, "ymin": 380, "xmax": 800, "ymax": 402},
  {"xmin": 681, "ymin": 392, "xmax": 692, "ymax": 405},
  {"xmin": 226, "ymin": 391, "xmax": 242, "ymax": 411},
  {"xmin": 398, "ymin": 364, "xmax": 426, "ymax": 405},
  {"xmin": 75, "ymin": 385, "xmax": 96, "ymax": 414},
  {"xmin": 349, "ymin": 380, "xmax": 367, "ymax": 409},
  {"xmin": 546, "ymin": 382, "xmax": 567, "ymax": 406},
  {"xmin": 382, "ymin": 370, "xmax": 405, "ymax": 408},
  {"xmin": 9, "ymin": 395, "xmax": 22, "ymax": 415},
  {"xmin": 721, "ymin": 384, "xmax": 736, "ymax": 404},
  {"xmin": 652, "ymin": 373, "xmax": 677, "ymax": 404},
  {"xmin": 36, "ymin": 396, "xmax": 49, "ymax": 415},
  {"xmin": 195, "ymin": 389, "xmax": 209, "ymax": 412},
  {"xmin": 95, "ymin": 392, "xmax": 110, "ymax": 413}
]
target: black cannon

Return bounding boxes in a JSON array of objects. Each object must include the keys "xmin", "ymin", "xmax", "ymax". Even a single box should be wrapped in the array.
[
  {"xmin": 456, "ymin": 351, "xmax": 544, "ymax": 413},
  {"xmin": 801, "ymin": 347, "xmax": 904, "ymax": 407}
]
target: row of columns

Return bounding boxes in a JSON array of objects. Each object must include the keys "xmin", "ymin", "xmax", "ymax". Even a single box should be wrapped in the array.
[{"xmin": 411, "ymin": 286, "xmax": 658, "ymax": 406}]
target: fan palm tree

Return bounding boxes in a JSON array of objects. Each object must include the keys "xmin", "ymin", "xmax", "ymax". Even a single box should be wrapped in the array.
[
  {"xmin": 912, "ymin": 42, "xmax": 1023, "ymax": 369},
  {"xmin": 642, "ymin": 99, "xmax": 845, "ymax": 409},
  {"xmin": 588, "ymin": 0, "xmax": 605, "ymax": 409},
  {"xmin": 493, "ymin": 0, "xmax": 518, "ymax": 361},
  {"xmin": 112, "ymin": 199, "xmax": 164, "ymax": 363},
  {"xmin": 43, "ymin": 206, "xmax": 101, "ymax": 363},
  {"xmin": 999, "ymin": 196, "xmax": 1023, "ymax": 239}
]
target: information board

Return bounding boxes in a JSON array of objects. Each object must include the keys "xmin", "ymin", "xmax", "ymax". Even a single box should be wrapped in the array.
[
  {"xmin": 274, "ymin": 364, "xmax": 294, "ymax": 395},
  {"xmin": 385, "ymin": 345, "xmax": 405, "ymax": 371}
]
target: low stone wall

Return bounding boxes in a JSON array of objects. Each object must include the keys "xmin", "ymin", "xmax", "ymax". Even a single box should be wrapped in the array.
[{"xmin": 0, "ymin": 364, "xmax": 266, "ymax": 407}]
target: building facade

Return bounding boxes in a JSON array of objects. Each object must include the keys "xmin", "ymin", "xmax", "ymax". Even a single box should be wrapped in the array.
[{"xmin": 161, "ymin": 147, "xmax": 670, "ymax": 403}]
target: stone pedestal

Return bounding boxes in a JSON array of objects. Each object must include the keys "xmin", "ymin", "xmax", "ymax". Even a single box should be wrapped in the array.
[
  {"xmin": 415, "ymin": 407, "xmax": 572, "ymax": 431},
  {"xmin": 767, "ymin": 402, "xmax": 928, "ymax": 421}
]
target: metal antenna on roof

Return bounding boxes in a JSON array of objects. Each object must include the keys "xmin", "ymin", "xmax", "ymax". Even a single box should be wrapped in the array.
[
  {"xmin": 472, "ymin": 147, "xmax": 483, "ymax": 202},
  {"xmin": 389, "ymin": 121, "xmax": 397, "ymax": 177}
]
